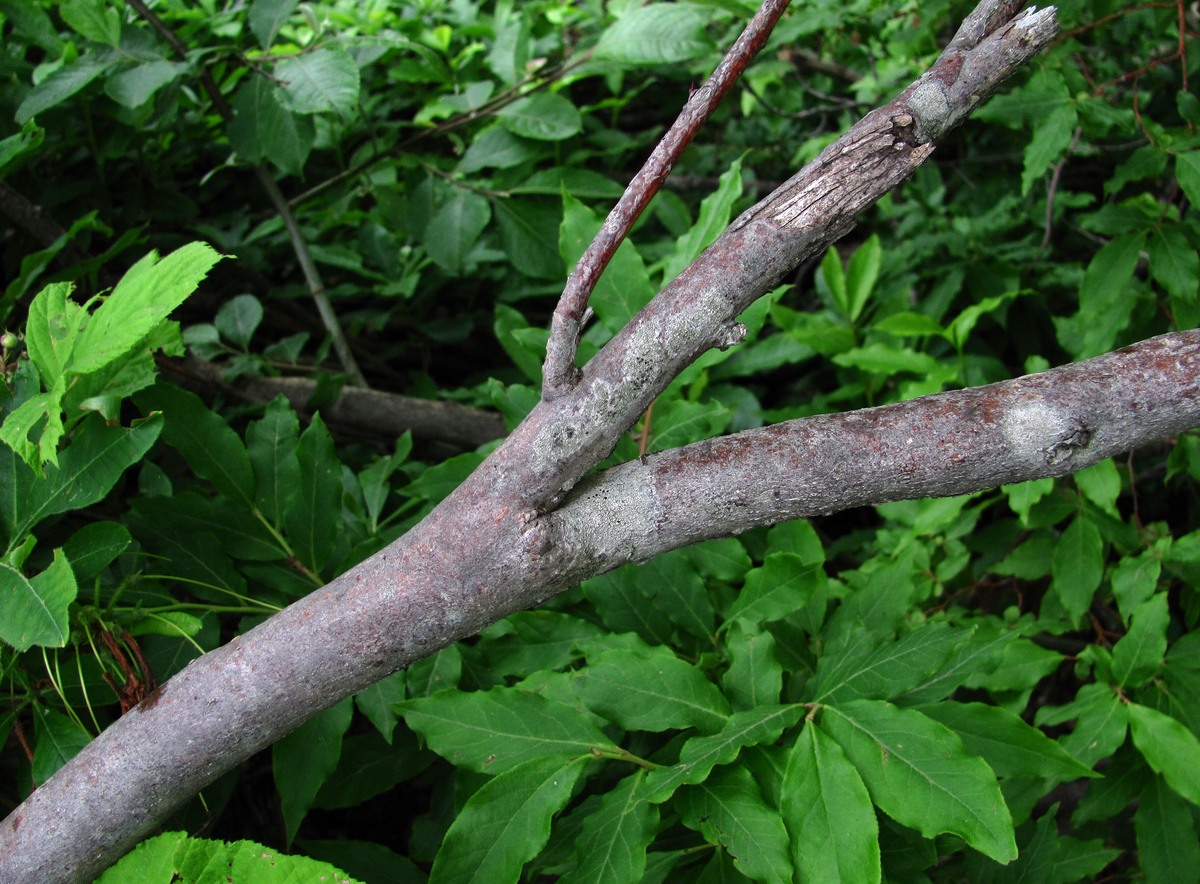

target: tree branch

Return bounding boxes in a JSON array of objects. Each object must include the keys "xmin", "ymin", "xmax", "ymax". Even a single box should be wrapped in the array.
[{"xmin": 0, "ymin": 3, "xmax": 1072, "ymax": 881}]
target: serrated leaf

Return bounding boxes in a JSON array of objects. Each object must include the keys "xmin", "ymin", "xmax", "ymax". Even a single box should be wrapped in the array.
[
  {"xmin": 822, "ymin": 699, "xmax": 1016, "ymax": 863},
  {"xmin": 1129, "ymin": 703, "xmax": 1200, "ymax": 807},
  {"xmin": 74, "ymin": 243, "xmax": 222, "ymax": 375},
  {"xmin": 229, "ymin": 77, "xmax": 314, "ymax": 176},
  {"xmin": 563, "ymin": 774, "xmax": 659, "ymax": 884},
  {"xmin": 494, "ymin": 198, "xmax": 564, "ymax": 280},
  {"xmin": 277, "ymin": 49, "xmax": 360, "ymax": 115},
  {"xmin": 31, "ymin": 705, "xmax": 91, "ymax": 784},
  {"xmin": 1148, "ymin": 221, "xmax": 1199, "ymax": 304},
  {"xmin": 814, "ymin": 623, "xmax": 971, "ymax": 704},
  {"xmin": 1112, "ymin": 593, "xmax": 1168, "ymax": 688},
  {"xmin": 399, "ymin": 688, "xmax": 616, "ymax": 774},
  {"xmin": 0, "ymin": 412, "xmax": 163, "ymax": 542},
  {"xmin": 722, "ymin": 623, "xmax": 783, "ymax": 711},
  {"xmin": 594, "ymin": 3, "xmax": 712, "ymax": 65},
  {"xmin": 1049, "ymin": 515, "xmax": 1104, "ymax": 623},
  {"xmin": 249, "ymin": 0, "xmax": 299, "ymax": 48},
  {"xmin": 15, "ymin": 55, "xmax": 114, "ymax": 125},
  {"xmin": 1036, "ymin": 682, "xmax": 1128, "ymax": 768},
  {"xmin": 574, "ymin": 646, "xmax": 730, "ymax": 734},
  {"xmin": 283, "ymin": 413, "xmax": 340, "ymax": 573},
  {"xmin": 246, "ymin": 396, "xmax": 301, "ymax": 526},
  {"xmin": 425, "ymin": 189, "xmax": 491, "ymax": 275},
  {"xmin": 1136, "ymin": 774, "xmax": 1200, "ymax": 883},
  {"xmin": 25, "ymin": 282, "xmax": 87, "ymax": 389},
  {"xmin": 498, "ymin": 92, "xmax": 581, "ymax": 141},
  {"xmin": 0, "ymin": 549, "xmax": 76, "ymax": 650},
  {"xmin": 274, "ymin": 698, "xmax": 353, "ymax": 845},
  {"xmin": 918, "ymin": 701, "xmax": 1096, "ymax": 781},
  {"xmin": 678, "ymin": 765, "xmax": 791, "ymax": 883},
  {"xmin": 215, "ymin": 294, "xmax": 264, "ymax": 349},
  {"xmin": 105, "ymin": 60, "xmax": 183, "ymax": 109},
  {"xmin": 136, "ymin": 384, "xmax": 254, "ymax": 508},
  {"xmin": 728, "ymin": 553, "xmax": 823, "ymax": 626},
  {"xmin": 640, "ymin": 705, "xmax": 806, "ymax": 804},
  {"xmin": 783, "ymin": 722, "xmax": 881, "ymax": 883},
  {"xmin": 432, "ymin": 756, "xmax": 587, "ymax": 883}
]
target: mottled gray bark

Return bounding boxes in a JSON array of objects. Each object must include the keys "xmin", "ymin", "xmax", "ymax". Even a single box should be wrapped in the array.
[{"xmin": 5, "ymin": 4, "xmax": 1166, "ymax": 883}]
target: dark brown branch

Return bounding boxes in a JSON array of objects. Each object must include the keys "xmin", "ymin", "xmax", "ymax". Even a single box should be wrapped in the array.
[
  {"xmin": 167, "ymin": 355, "xmax": 505, "ymax": 451},
  {"xmin": 541, "ymin": 0, "xmax": 792, "ymax": 399}
]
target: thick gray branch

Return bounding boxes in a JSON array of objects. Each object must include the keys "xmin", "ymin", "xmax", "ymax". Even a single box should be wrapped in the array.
[{"xmin": 547, "ymin": 331, "xmax": 1200, "ymax": 577}]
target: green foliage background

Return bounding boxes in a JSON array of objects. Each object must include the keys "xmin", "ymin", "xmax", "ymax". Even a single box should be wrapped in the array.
[{"xmin": 1, "ymin": 0, "xmax": 1199, "ymax": 881}]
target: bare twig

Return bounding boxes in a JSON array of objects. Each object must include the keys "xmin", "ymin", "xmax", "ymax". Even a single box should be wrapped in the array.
[
  {"xmin": 125, "ymin": 0, "xmax": 368, "ymax": 387},
  {"xmin": 541, "ymin": 0, "xmax": 793, "ymax": 399}
]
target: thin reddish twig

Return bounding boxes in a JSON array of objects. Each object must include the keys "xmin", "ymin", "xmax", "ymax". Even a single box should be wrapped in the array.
[{"xmin": 541, "ymin": 0, "xmax": 792, "ymax": 399}]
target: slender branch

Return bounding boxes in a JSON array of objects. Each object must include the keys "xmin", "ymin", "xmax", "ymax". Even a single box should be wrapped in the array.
[
  {"xmin": 541, "ymin": 0, "xmax": 792, "ymax": 399},
  {"xmin": 125, "ymin": 0, "xmax": 367, "ymax": 387}
]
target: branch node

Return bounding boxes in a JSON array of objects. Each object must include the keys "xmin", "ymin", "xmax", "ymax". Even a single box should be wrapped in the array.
[{"xmin": 714, "ymin": 323, "xmax": 748, "ymax": 351}]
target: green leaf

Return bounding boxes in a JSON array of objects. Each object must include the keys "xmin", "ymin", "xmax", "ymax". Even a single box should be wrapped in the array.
[
  {"xmin": 643, "ymin": 549, "xmax": 715, "ymax": 639},
  {"xmin": 1036, "ymin": 682, "xmax": 1128, "ymax": 768},
  {"xmin": 498, "ymin": 92, "xmax": 581, "ymax": 141},
  {"xmin": 1129, "ymin": 703, "xmax": 1200, "ymax": 807},
  {"xmin": 1176, "ymin": 151, "xmax": 1200, "ymax": 208},
  {"xmin": 818, "ymin": 246, "xmax": 848, "ymax": 317},
  {"xmin": 678, "ymin": 765, "xmax": 791, "ymax": 883},
  {"xmin": 425, "ymin": 189, "xmax": 491, "ymax": 275},
  {"xmin": 873, "ymin": 311, "xmax": 945, "ymax": 337},
  {"xmin": 640, "ymin": 705, "xmax": 806, "ymax": 804},
  {"xmin": 215, "ymin": 294, "xmax": 264, "ymax": 349},
  {"xmin": 73, "ymin": 243, "xmax": 223, "ymax": 375},
  {"xmin": 62, "ymin": 521, "xmax": 131, "ymax": 582},
  {"xmin": 574, "ymin": 646, "xmax": 730, "ymax": 733},
  {"xmin": 277, "ymin": 49, "xmax": 361, "ymax": 115},
  {"xmin": 813, "ymin": 623, "xmax": 972, "ymax": 704},
  {"xmin": 399, "ymin": 688, "xmax": 617, "ymax": 774},
  {"xmin": 432, "ymin": 756, "xmax": 587, "ymax": 883},
  {"xmin": 722, "ymin": 623, "xmax": 783, "ymax": 711},
  {"xmin": 1049, "ymin": 515, "xmax": 1104, "ymax": 623},
  {"xmin": 1136, "ymin": 774, "xmax": 1200, "ymax": 884},
  {"xmin": 1112, "ymin": 593, "xmax": 1168, "ymax": 688},
  {"xmin": 25, "ymin": 282, "xmax": 86, "ymax": 389},
  {"xmin": 0, "ymin": 412, "xmax": 163, "ymax": 543},
  {"xmin": 249, "ymin": 0, "xmax": 299, "ymax": 48},
  {"xmin": 844, "ymin": 235, "xmax": 883, "ymax": 322},
  {"xmin": 783, "ymin": 722, "xmax": 881, "ymax": 883},
  {"xmin": 594, "ymin": 3, "xmax": 712, "ymax": 65},
  {"xmin": 1148, "ymin": 221, "xmax": 1199, "ymax": 304},
  {"xmin": 136, "ymin": 383, "xmax": 254, "ymax": 509},
  {"xmin": 273, "ymin": 697, "xmax": 353, "ymax": 845},
  {"xmin": 727, "ymin": 553, "xmax": 823, "ymax": 626},
  {"xmin": 832, "ymin": 344, "xmax": 942, "ymax": 378},
  {"xmin": 918, "ymin": 701, "xmax": 1096, "ymax": 781},
  {"xmin": 1074, "ymin": 458, "xmax": 1121, "ymax": 517},
  {"xmin": 1022, "ymin": 103, "xmax": 1077, "ymax": 195},
  {"xmin": 660, "ymin": 157, "xmax": 744, "ymax": 285},
  {"xmin": 59, "ymin": 0, "xmax": 121, "ymax": 44},
  {"xmin": 247, "ymin": 397, "xmax": 302, "ymax": 526},
  {"xmin": 1055, "ymin": 232, "xmax": 1145, "ymax": 358},
  {"xmin": 1112, "ymin": 551, "xmax": 1162, "ymax": 622},
  {"xmin": 283, "ymin": 413, "xmax": 340, "ymax": 573},
  {"xmin": 105, "ymin": 60, "xmax": 184, "ymax": 109},
  {"xmin": 31, "ymin": 705, "xmax": 91, "ymax": 784},
  {"xmin": 822, "ymin": 699, "xmax": 1016, "ymax": 864},
  {"xmin": 0, "ymin": 549, "xmax": 76, "ymax": 650},
  {"xmin": 229, "ymin": 77, "xmax": 314, "ymax": 176},
  {"xmin": 560, "ymin": 193, "xmax": 654, "ymax": 333},
  {"xmin": 15, "ymin": 55, "xmax": 114, "ymax": 125},
  {"xmin": 563, "ymin": 774, "xmax": 659, "ymax": 884},
  {"xmin": 353, "ymin": 672, "xmax": 406, "ymax": 744},
  {"xmin": 494, "ymin": 198, "xmax": 565, "ymax": 280}
]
